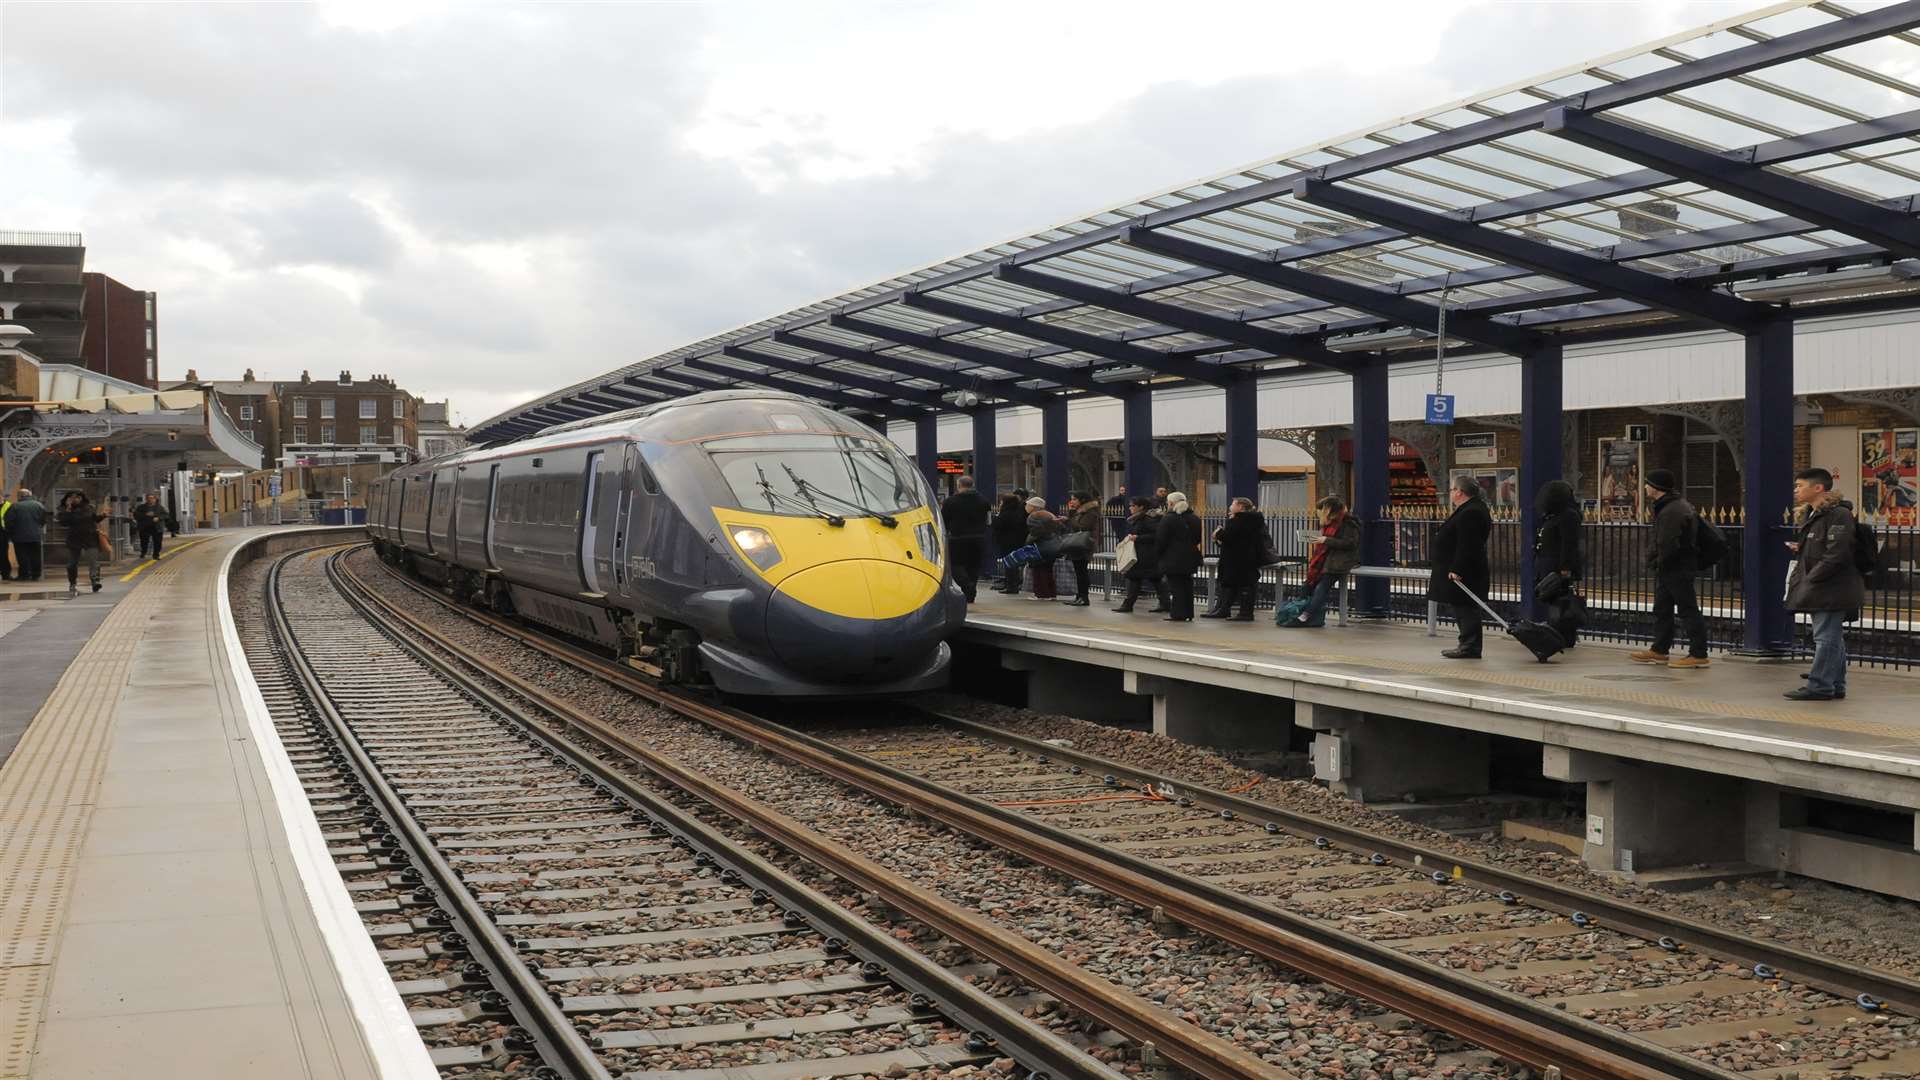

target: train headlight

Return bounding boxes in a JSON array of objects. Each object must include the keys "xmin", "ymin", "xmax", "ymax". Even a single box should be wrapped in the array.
[
  {"xmin": 730, "ymin": 526, "xmax": 783, "ymax": 570},
  {"xmin": 913, "ymin": 521, "xmax": 941, "ymax": 566}
]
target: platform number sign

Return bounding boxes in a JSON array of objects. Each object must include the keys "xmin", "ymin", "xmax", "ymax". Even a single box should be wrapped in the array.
[{"xmin": 1425, "ymin": 393, "xmax": 1455, "ymax": 426}]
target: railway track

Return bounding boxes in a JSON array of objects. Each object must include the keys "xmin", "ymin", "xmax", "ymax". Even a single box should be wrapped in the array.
[
  {"xmin": 338, "ymin": 545, "xmax": 1918, "ymax": 1080},
  {"xmin": 248, "ymin": 547, "xmax": 1140, "ymax": 1080}
]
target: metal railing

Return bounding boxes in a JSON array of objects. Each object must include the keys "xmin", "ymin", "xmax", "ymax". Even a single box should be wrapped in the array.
[
  {"xmin": 0, "ymin": 230, "xmax": 83, "ymax": 247},
  {"xmin": 996, "ymin": 506, "xmax": 1919, "ymax": 669}
]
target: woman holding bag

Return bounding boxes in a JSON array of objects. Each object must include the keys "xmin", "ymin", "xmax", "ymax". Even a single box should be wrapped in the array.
[
  {"xmin": 1533, "ymin": 479, "xmax": 1584, "ymax": 647},
  {"xmin": 1280, "ymin": 496, "xmax": 1359, "ymax": 628},
  {"xmin": 1112, "ymin": 497, "xmax": 1165, "ymax": 613}
]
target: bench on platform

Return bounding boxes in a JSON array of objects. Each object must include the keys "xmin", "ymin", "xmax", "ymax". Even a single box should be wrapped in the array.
[{"xmin": 1339, "ymin": 566, "xmax": 1439, "ymax": 636}]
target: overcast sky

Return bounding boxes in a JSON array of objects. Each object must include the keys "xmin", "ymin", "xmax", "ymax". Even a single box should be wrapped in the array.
[{"xmin": 0, "ymin": 0, "xmax": 1781, "ymax": 427}]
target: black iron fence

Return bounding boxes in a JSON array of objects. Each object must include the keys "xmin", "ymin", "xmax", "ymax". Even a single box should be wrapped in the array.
[{"xmin": 1048, "ymin": 507, "xmax": 1920, "ymax": 669}]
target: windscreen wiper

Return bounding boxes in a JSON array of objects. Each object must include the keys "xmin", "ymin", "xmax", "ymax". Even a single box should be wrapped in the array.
[
  {"xmin": 785, "ymin": 465, "xmax": 898, "ymax": 528},
  {"xmin": 756, "ymin": 465, "xmax": 844, "ymax": 526}
]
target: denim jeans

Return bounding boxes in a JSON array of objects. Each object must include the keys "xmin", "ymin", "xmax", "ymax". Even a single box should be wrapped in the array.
[
  {"xmin": 1807, "ymin": 610, "xmax": 1849, "ymax": 696},
  {"xmin": 1295, "ymin": 573, "xmax": 1341, "ymax": 626}
]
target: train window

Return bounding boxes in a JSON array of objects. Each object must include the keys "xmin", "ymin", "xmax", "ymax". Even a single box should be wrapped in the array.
[{"xmin": 640, "ymin": 465, "xmax": 661, "ymax": 496}]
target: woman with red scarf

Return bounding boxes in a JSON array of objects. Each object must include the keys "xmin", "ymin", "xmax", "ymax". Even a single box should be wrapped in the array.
[{"xmin": 1279, "ymin": 496, "xmax": 1359, "ymax": 628}]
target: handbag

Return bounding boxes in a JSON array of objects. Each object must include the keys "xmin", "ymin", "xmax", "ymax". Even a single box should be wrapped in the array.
[
  {"xmin": 1258, "ymin": 530, "xmax": 1286, "ymax": 567},
  {"xmin": 1534, "ymin": 569, "xmax": 1572, "ymax": 603},
  {"xmin": 1000, "ymin": 543, "xmax": 1041, "ymax": 570},
  {"xmin": 1114, "ymin": 535, "xmax": 1138, "ymax": 574},
  {"xmin": 1056, "ymin": 530, "xmax": 1094, "ymax": 559},
  {"xmin": 1273, "ymin": 597, "xmax": 1311, "ymax": 626}
]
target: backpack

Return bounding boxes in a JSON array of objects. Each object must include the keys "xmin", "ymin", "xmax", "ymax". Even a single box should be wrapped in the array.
[
  {"xmin": 1692, "ymin": 515, "xmax": 1730, "ymax": 569},
  {"xmin": 1854, "ymin": 519, "xmax": 1879, "ymax": 582}
]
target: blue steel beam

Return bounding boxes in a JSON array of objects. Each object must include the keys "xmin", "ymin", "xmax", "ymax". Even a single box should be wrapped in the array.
[
  {"xmin": 1545, "ymin": 108, "xmax": 1920, "ymax": 261},
  {"xmin": 776, "ymin": 329, "xmax": 1056, "ymax": 409},
  {"xmin": 1122, "ymin": 226, "xmax": 1546, "ymax": 357},
  {"xmin": 901, "ymin": 289, "xmax": 1241, "ymax": 387},
  {"xmin": 1350, "ymin": 362, "xmax": 1391, "ymax": 615},
  {"xmin": 992, "ymin": 264, "xmax": 1363, "ymax": 373},
  {"xmin": 1743, "ymin": 318, "xmax": 1796, "ymax": 655},
  {"xmin": 830, "ymin": 312, "xmax": 1121, "ymax": 398},
  {"xmin": 1517, "ymin": 344, "xmax": 1564, "ymax": 621},
  {"xmin": 722, "ymin": 344, "xmax": 951, "ymax": 409},
  {"xmin": 914, "ymin": 413, "xmax": 941, "ymax": 487},
  {"xmin": 1295, "ymin": 178, "xmax": 1768, "ymax": 333},
  {"xmin": 678, "ymin": 358, "xmax": 930, "ymax": 419},
  {"xmin": 1041, "ymin": 399, "xmax": 1069, "ymax": 508},
  {"xmin": 1122, "ymin": 390, "xmax": 1154, "ymax": 508},
  {"xmin": 971, "ymin": 408, "xmax": 999, "ymax": 502}
]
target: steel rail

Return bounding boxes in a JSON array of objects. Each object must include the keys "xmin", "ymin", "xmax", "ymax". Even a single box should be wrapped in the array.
[
  {"xmin": 265, "ymin": 552, "xmax": 614, "ymax": 1080},
  {"xmin": 916, "ymin": 707, "xmax": 1920, "ymax": 1018},
  {"xmin": 355, "ymin": 554, "xmax": 1733, "ymax": 1080},
  {"xmin": 329, "ymin": 552, "xmax": 1257, "ymax": 1080}
]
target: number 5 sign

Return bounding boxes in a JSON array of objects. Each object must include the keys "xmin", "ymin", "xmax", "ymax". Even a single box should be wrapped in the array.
[{"xmin": 1425, "ymin": 393, "xmax": 1455, "ymax": 425}]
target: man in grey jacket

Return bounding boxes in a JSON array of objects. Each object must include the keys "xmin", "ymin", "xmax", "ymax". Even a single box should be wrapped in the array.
[
  {"xmin": 1784, "ymin": 467, "xmax": 1864, "ymax": 702},
  {"xmin": 6, "ymin": 488, "xmax": 48, "ymax": 582}
]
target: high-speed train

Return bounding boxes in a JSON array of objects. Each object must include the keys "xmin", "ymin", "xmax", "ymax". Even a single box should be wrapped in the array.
[{"xmin": 366, "ymin": 390, "xmax": 966, "ymax": 696}]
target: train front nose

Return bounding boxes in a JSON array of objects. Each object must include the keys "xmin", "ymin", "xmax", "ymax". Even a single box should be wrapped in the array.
[{"xmin": 765, "ymin": 559, "xmax": 950, "ymax": 682}]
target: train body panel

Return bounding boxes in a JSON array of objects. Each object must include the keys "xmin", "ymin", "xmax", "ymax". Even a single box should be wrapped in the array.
[{"xmin": 365, "ymin": 389, "xmax": 961, "ymax": 696}]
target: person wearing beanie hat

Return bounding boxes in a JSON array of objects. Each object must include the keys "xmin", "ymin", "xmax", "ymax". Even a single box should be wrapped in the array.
[{"xmin": 1632, "ymin": 467, "xmax": 1710, "ymax": 668}]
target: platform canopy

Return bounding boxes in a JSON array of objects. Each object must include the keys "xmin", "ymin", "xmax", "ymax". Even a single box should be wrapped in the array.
[{"xmin": 471, "ymin": 0, "xmax": 1920, "ymax": 449}]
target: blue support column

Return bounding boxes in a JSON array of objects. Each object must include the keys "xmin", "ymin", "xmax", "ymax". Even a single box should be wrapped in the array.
[
  {"xmin": 970, "ymin": 408, "xmax": 998, "ymax": 499},
  {"xmin": 1351, "ymin": 362, "xmax": 1390, "ymax": 615},
  {"xmin": 1123, "ymin": 389, "xmax": 1154, "ymax": 505},
  {"xmin": 1743, "ymin": 317, "xmax": 1796, "ymax": 655},
  {"xmin": 914, "ymin": 413, "xmax": 941, "ymax": 490},
  {"xmin": 1224, "ymin": 377, "xmax": 1259, "ymax": 503},
  {"xmin": 1042, "ymin": 398, "xmax": 1070, "ymax": 509},
  {"xmin": 1518, "ymin": 343, "xmax": 1564, "ymax": 620}
]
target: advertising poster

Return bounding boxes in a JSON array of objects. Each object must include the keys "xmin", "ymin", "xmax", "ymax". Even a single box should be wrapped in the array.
[
  {"xmin": 1864, "ymin": 429, "xmax": 1919, "ymax": 525},
  {"xmin": 1597, "ymin": 437, "xmax": 1644, "ymax": 520},
  {"xmin": 1448, "ymin": 467, "xmax": 1520, "ymax": 510}
]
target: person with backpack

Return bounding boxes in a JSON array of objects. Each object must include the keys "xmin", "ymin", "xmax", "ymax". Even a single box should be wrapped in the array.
[
  {"xmin": 1631, "ymin": 469, "xmax": 1710, "ymax": 669},
  {"xmin": 1784, "ymin": 467, "xmax": 1868, "ymax": 701}
]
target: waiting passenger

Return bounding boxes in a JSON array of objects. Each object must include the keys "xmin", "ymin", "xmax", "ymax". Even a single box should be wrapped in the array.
[
  {"xmin": 1429, "ymin": 475, "xmax": 1492, "ymax": 659},
  {"xmin": 1112, "ymin": 496, "xmax": 1165, "ymax": 613},
  {"xmin": 132, "ymin": 494, "xmax": 169, "ymax": 560},
  {"xmin": 1063, "ymin": 490, "xmax": 1103, "ymax": 607},
  {"xmin": 991, "ymin": 492, "xmax": 1029, "ymax": 594},
  {"xmin": 1533, "ymin": 480, "xmax": 1583, "ymax": 648},
  {"xmin": 1280, "ymin": 495, "xmax": 1359, "ymax": 628},
  {"xmin": 56, "ymin": 491, "xmax": 107, "ymax": 597},
  {"xmin": 1632, "ymin": 469, "xmax": 1709, "ymax": 669},
  {"xmin": 1784, "ymin": 467, "xmax": 1864, "ymax": 701},
  {"xmin": 1024, "ymin": 496, "xmax": 1061, "ymax": 601},
  {"xmin": 7, "ymin": 489, "xmax": 47, "ymax": 582},
  {"xmin": 1156, "ymin": 491, "xmax": 1202, "ymax": 621},
  {"xmin": 940, "ymin": 476, "xmax": 990, "ymax": 603},
  {"xmin": 1204, "ymin": 497, "xmax": 1264, "ymax": 621}
]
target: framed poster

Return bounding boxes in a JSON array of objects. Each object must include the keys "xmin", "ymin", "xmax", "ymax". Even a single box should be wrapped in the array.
[
  {"xmin": 1865, "ymin": 428, "xmax": 1919, "ymax": 525},
  {"xmin": 1448, "ymin": 467, "xmax": 1520, "ymax": 510},
  {"xmin": 1453, "ymin": 431, "xmax": 1497, "ymax": 465},
  {"xmin": 1597, "ymin": 437, "xmax": 1644, "ymax": 520}
]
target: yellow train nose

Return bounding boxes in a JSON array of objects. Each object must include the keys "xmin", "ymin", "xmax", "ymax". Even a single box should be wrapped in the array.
[{"xmin": 771, "ymin": 558, "xmax": 939, "ymax": 620}]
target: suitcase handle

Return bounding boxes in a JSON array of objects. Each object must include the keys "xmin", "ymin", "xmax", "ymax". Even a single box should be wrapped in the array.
[{"xmin": 1453, "ymin": 579, "xmax": 1511, "ymax": 631}]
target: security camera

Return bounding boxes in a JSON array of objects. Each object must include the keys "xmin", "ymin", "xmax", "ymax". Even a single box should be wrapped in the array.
[{"xmin": 952, "ymin": 390, "xmax": 981, "ymax": 408}]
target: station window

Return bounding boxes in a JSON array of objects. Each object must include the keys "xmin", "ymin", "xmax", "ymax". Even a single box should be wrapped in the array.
[
  {"xmin": 360, "ymin": 424, "xmax": 376, "ymax": 444},
  {"xmin": 392, "ymin": 424, "xmax": 403, "ymax": 445},
  {"xmin": 239, "ymin": 405, "xmax": 254, "ymax": 421},
  {"xmin": 392, "ymin": 397, "xmax": 404, "ymax": 418},
  {"xmin": 292, "ymin": 424, "xmax": 306, "ymax": 443},
  {"xmin": 358, "ymin": 399, "xmax": 376, "ymax": 419},
  {"xmin": 320, "ymin": 400, "xmax": 336, "ymax": 419},
  {"xmin": 144, "ymin": 294, "xmax": 154, "ymax": 321},
  {"xmin": 321, "ymin": 423, "xmax": 335, "ymax": 444},
  {"xmin": 292, "ymin": 398, "xmax": 307, "ymax": 419},
  {"xmin": 145, "ymin": 327, "xmax": 154, "ymax": 350}
]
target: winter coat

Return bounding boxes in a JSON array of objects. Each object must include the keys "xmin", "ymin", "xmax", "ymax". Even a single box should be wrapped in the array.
[
  {"xmin": 56, "ymin": 506, "xmax": 105, "ymax": 551},
  {"xmin": 5, "ymin": 497, "xmax": 47, "ymax": 543},
  {"xmin": 1026, "ymin": 511, "xmax": 1061, "ymax": 547},
  {"xmin": 1321, "ymin": 514, "xmax": 1361, "ymax": 577},
  {"xmin": 940, "ymin": 490, "xmax": 991, "ymax": 539},
  {"xmin": 132, "ymin": 501, "xmax": 169, "ymax": 534},
  {"xmin": 1067, "ymin": 501, "xmax": 1104, "ymax": 546},
  {"xmin": 1123, "ymin": 509, "xmax": 1163, "ymax": 580},
  {"xmin": 1786, "ymin": 492, "xmax": 1866, "ymax": 614},
  {"xmin": 1534, "ymin": 507, "xmax": 1584, "ymax": 580},
  {"xmin": 1647, "ymin": 493, "xmax": 1697, "ymax": 575},
  {"xmin": 1156, "ymin": 508, "xmax": 1203, "ymax": 576},
  {"xmin": 1425, "ymin": 497, "xmax": 1491, "ymax": 602},
  {"xmin": 1213, "ymin": 510, "xmax": 1267, "ymax": 587},
  {"xmin": 990, "ymin": 501, "xmax": 1028, "ymax": 555}
]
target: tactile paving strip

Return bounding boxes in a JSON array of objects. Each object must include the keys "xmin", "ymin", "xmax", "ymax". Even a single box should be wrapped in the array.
[{"xmin": 0, "ymin": 554, "xmax": 191, "ymax": 1079}]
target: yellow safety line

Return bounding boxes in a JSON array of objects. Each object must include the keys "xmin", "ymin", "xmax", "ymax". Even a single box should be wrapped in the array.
[{"xmin": 117, "ymin": 536, "xmax": 213, "ymax": 582}]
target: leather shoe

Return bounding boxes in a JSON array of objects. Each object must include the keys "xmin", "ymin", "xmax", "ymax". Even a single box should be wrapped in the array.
[
  {"xmin": 1063, "ymin": 597, "xmax": 1089, "ymax": 607},
  {"xmin": 1199, "ymin": 611, "xmax": 1229, "ymax": 619},
  {"xmin": 1441, "ymin": 648, "xmax": 1481, "ymax": 659},
  {"xmin": 1783, "ymin": 686, "xmax": 1835, "ymax": 701}
]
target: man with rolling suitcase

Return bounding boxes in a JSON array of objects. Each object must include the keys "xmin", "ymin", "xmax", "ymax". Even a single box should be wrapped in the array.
[{"xmin": 1428, "ymin": 475, "xmax": 1492, "ymax": 659}]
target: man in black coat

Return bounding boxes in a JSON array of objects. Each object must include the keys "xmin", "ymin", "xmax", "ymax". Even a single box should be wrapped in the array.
[
  {"xmin": 1427, "ymin": 475, "xmax": 1492, "ymax": 659},
  {"xmin": 940, "ymin": 475, "xmax": 991, "ymax": 603},
  {"xmin": 1205, "ymin": 497, "xmax": 1266, "ymax": 621},
  {"xmin": 1631, "ymin": 469, "xmax": 1709, "ymax": 669}
]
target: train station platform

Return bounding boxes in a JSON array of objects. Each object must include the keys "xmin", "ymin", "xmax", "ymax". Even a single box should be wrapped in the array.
[
  {"xmin": 960, "ymin": 590, "xmax": 1920, "ymax": 899},
  {"xmin": 0, "ymin": 526, "xmax": 428, "ymax": 1079}
]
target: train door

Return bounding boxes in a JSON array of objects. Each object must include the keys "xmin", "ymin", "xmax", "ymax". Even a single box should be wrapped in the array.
[
  {"xmin": 616, "ymin": 444, "xmax": 658, "ymax": 590},
  {"xmin": 445, "ymin": 467, "xmax": 461, "ymax": 565},
  {"xmin": 579, "ymin": 452, "xmax": 603, "ymax": 594},
  {"xmin": 424, "ymin": 473, "xmax": 439, "ymax": 555},
  {"xmin": 483, "ymin": 464, "xmax": 501, "ymax": 569}
]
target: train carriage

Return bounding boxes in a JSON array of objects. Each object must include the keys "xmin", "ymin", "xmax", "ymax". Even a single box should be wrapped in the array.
[{"xmin": 369, "ymin": 390, "xmax": 964, "ymax": 696}]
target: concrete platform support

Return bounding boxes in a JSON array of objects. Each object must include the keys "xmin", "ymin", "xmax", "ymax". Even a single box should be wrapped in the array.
[
  {"xmin": 1121, "ymin": 672, "xmax": 1288, "ymax": 750},
  {"xmin": 1543, "ymin": 746, "xmax": 1745, "ymax": 874},
  {"xmin": 1300, "ymin": 703, "xmax": 1489, "ymax": 804},
  {"xmin": 1744, "ymin": 785, "xmax": 1920, "ymax": 901},
  {"xmin": 1000, "ymin": 653, "xmax": 1150, "ymax": 727}
]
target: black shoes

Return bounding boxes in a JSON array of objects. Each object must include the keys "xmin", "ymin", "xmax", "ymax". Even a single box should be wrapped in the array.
[
  {"xmin": 1146, "ymin": 606, "xmax": 1167, "ymax": 613},
  {"xmin": 1063, "ymin": 597, "xmax": 1090, "ymax": 607},
  {"xmin": 1441, "ymin": 648, "xmax": 1482, "ymax": 659},
  {"xmin": 1783, "ymin": 687, "xmax": 1836, "ymax": 701},
  {"xmin": 1111, "ymin": 604, "xmax": 1135, "ymax": 613},
  {"xmin": 1230, "ymin": 613, "xmax": 1254, "ymax": 621},
  {"xmin": 1199, "ymin": 610, "xmax": 1229, "ymax": 620},
  {"xmin": 91, "ymin": 582, "xmax": 101, "ymax": 593}
]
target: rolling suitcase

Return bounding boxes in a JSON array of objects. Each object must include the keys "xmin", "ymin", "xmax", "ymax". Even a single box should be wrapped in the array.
[{"xmin": 1455, "ymin": 581, "xmax": 1565, "ymax": 663}]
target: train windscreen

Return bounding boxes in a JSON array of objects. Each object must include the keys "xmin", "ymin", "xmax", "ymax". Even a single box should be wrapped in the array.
[{"xmin": 707, "ymin": 434, "xmax": 918, "ymax": 517}]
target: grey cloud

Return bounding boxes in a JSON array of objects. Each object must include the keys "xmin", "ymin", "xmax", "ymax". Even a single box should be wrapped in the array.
[{"xmin": 244, "ymin": 192, "xmax": 398, "ymax": 270}]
